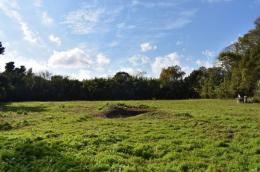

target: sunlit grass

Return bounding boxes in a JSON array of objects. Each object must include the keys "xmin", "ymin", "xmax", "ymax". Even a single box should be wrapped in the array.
[{"xmin": 0, "ymin": 100, "xmax": 259, "ymax": 171}]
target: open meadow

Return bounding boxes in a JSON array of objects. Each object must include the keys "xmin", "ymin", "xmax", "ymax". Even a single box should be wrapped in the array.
[
  {"xmin": 1, "ymin": 0, "xmax": 260, "ymax": 171},
  {"xmin": 0, "ymin": 100, "xmax": 259, "ymax": 171}
]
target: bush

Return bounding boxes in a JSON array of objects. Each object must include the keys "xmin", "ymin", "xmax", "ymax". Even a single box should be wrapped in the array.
[
  {"xmin": 253, "ymin": 95, "xmax": 260, "ymax": 103},
  {"xmin": 247, "ymin": 96, "xmax": 260, "ymax": 103}
]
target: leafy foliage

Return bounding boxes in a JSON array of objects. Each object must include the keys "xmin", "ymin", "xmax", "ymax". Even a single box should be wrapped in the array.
[
  {"xmin": 160, "ymin": 65, "xmax": 185, "ymax": 83},
  {"xmin": 216, "ymin": 17, "xmax": 260, "ymax": 97},
  {"xmin": 0, "ymin": 60, "xmax": 191, "ymax": 101}
]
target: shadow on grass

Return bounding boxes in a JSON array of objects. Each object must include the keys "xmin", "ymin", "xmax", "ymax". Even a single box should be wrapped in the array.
[{"xmin": 0, "ymin": 103, "xmax": 47, "ymax": 113}]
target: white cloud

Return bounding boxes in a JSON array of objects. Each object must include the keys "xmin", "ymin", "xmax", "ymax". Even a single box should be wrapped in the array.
[
  {"xmin": 34, "ymin": 0, "xmax": 43, "ymax": 7},
  {"xmin": 49, "ymin": 34, "xmax": 61, "ymax": 46},
  {"xmin": 140, "ymin": 42, "xmax": 157, "ymax": 52},
  {"xmin": 63, "ymin": 8, "xmax": 104, "ymax": 35},
  {"xmin": 42, "ymin": 11, "xmax": 54, "ymax": 26},
  {"xmin": 62, "ymin": 4, "xmax": 124, "ymax": 35},
  {"xmin": 162, "ymin": 9, "xmax": 197, "ymax": 30},
  {"xmin": 71, "ymin": 69, "xmax": 93, "ymax": 80},
  {"xmin": 95, "ymin": 53, "xmax": 110, "ymax": 71},
  {"xmin": 71, "ymin": 69, "xmax": 111, "ymax": 81},
  {"xmin": 20, "ymin": 22, "xmax": 38, "ymax": 43},
  {"xmin": 202, "ymin": 49, "xmax": 216, "ymax": 58},
  {"xmin": 182, "ymin": 66, "xmax": 194, "ymax": 76},
  {"xmin": 48, "ymin": 48, "xmax": 92, "ymax": 69},
  {"xmin": 196, "ymin": 49, "xmax": 216, "ymax": 68},
  {"xmin": 48, "ymin": 48, "xmax": 110, "ymax": 72},
  {"xmin": 96, "ymin": 53, "xmax": 110, "ymax": 65},
  {"xmin": 129, "ymin": 55, "xmax": 149, "ymax": 66},
  {"xmin": 0, "ymin": 50, "xmax": 47, "ymax": 72},
  {"xmin": 3, "ymin": 0, "xmax": 20, "ymax": 9},
  {"xmin": 0, "ymin": 1, "xmax": 39, "ymax": 43},
  {"xmin": 108, "ymin": 41, "xmax": 118, "ymax": 47},
  {"xmin": 148, "ymin": 9, "xmax": 197, "ymax": 31},
  {"xmin": 151, "ymin": 52, "xmax": 181, "ymax": 76},
  {"xmin": 131, "ymin": 1, "xmax": 178, "ymax": 8}
]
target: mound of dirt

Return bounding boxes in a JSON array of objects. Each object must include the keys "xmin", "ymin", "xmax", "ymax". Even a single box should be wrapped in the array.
[{"xmin": 98, "ymin": 103, "xmax": 151, "ymax": 118}]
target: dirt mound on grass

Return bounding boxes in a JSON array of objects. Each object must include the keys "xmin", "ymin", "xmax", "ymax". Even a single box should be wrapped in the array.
[{"xmin": 98, "ymin": 103, "xmax": 151, "ymax": 118}]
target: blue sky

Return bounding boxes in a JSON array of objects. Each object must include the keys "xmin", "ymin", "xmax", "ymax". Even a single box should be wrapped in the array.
[{"xmin": 0, "ymin": 0, "xmax": 259, "ymax": 79}]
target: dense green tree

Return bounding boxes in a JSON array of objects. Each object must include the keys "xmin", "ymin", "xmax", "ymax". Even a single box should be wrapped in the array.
[
  {"xmin": 5, "ymin": 62, "xmax": 15, "ymax": 73},
  {"xmin": 113, "ymin": 72, "xmax": 132, "ymax": 82},
  {"xmin": 0, "ymin": 42, "xmax": 6, "ymax": 99},
  {"xmin": 217, "ymin": 17, "xmax": 260, "ymax": 97},
  {"xmin": 0, "ymin": 75, "xmax": 8, "ymax": 99},
  {"xmin": 185, "ymin": 67, "xmax": 207, "ymax": 97},
  {"xmin": 200, "ymin": 67, "xmax": 225, "ymax": 98}
]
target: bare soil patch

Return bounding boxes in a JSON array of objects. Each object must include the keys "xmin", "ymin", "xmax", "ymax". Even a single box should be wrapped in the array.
[{"xmin": 98, "ymin": 103, "xmax": 151, "ymax": 118}]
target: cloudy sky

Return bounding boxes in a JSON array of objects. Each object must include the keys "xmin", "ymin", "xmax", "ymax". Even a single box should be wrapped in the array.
[{"xmin": 0, "ymin": 0, "xmax": 259, "ymax": 79}]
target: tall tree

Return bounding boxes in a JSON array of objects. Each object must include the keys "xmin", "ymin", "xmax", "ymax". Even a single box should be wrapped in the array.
[
  {"xmin": 217, "ymin": 16, "xmax": 260, "ymax": 97},
  {"xmin": 160, "ymin": 65, "xmax": 185, "ymax": 83},
  {"xmin": 185, "ymin": 67, "xmax": 207, "ymax": 97}
]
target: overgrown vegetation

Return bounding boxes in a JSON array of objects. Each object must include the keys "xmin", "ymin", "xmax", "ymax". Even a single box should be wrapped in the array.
[{"xmin": 0, "ymin": 100, "xmax": 259, "ymax": 171}]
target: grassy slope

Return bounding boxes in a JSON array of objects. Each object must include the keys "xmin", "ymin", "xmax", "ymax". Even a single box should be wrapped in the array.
[{"xmin": 0, "ymin": 100, "xmax": 259, "ymax": 171}]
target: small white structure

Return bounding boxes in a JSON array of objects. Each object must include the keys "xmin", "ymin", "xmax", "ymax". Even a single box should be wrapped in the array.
[
  {"xmin": 243, "ymin": 96, "xmax": 247, "ymax": 103},
  {"xmin": 237, "ymin": 94, "xmax": 242, "ymax": 103},
  {"xmin": 236, "ymin": 94, "xmax": 247, "ymax": 103}
]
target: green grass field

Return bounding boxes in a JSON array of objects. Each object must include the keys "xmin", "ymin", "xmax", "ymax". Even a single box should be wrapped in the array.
[{"xmin": 0, "ymin": 100, "xmax": 259, "ymax": 171}]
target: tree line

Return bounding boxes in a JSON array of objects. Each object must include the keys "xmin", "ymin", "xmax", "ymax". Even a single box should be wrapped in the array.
[{"xmin": 0, "ymin": 18, "xmax": 259, "ymax": 101}]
